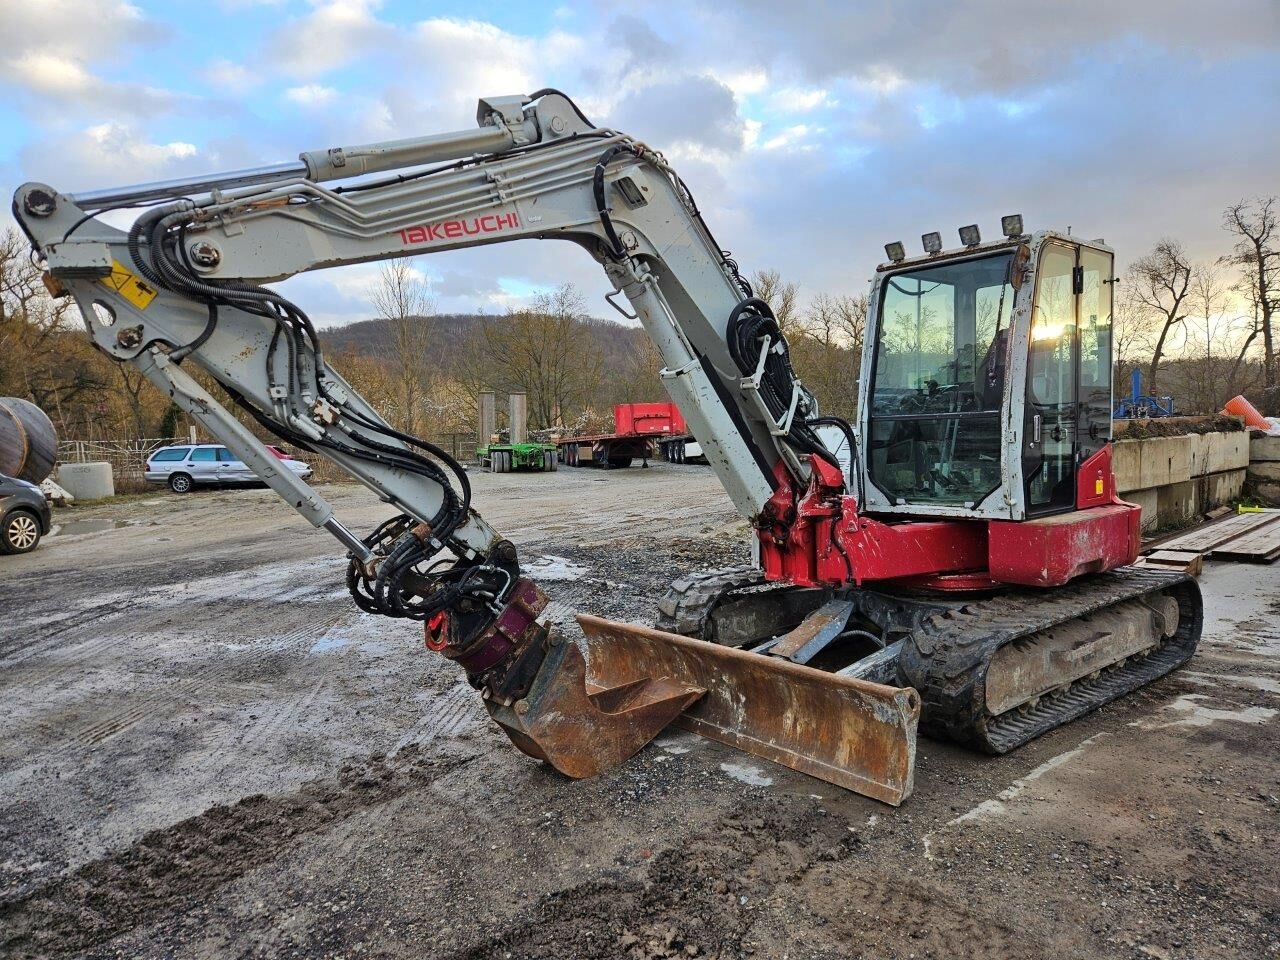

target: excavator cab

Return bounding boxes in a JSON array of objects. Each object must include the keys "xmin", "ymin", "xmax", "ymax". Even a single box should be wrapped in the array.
[{"xmin": 859, "ymin": 226, "xmax": 1115, "ymax": 523}]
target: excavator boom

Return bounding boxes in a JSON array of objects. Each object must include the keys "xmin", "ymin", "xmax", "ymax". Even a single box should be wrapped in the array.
[{"xmin": 14, "ymin": 91, "xmax": 920, "ymax": 804}]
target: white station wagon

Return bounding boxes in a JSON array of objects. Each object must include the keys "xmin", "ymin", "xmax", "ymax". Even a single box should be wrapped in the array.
[{"xmin": 145, "ymin": 444, "xmax": 312, "ymax": 493}]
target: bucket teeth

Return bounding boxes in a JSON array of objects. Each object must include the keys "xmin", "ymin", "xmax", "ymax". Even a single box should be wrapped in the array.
[{"xmin": 486, "ymin": 615, "xmax": 920, "ymax": 806}]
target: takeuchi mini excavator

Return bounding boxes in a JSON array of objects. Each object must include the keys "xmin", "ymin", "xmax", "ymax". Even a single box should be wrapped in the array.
[{"xmin": 14, "ymin": 91, "xmax": 1202, "ymax": 805}]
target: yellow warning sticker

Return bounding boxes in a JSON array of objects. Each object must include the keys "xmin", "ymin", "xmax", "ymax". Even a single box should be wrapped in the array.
[{"xmin": 99, "ymin": 260, "xmax": 158, "ymax": 310}]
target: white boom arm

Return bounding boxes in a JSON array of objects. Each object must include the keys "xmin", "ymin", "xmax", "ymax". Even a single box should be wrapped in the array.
[{"xmin": 13, "ymin": 90, "xmax": 838, "ymax": 671}]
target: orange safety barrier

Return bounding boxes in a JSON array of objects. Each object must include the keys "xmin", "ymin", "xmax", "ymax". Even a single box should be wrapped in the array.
[{"xmin": 1222, "ymin": 395, "xmax": 1270, "ymax": 431}]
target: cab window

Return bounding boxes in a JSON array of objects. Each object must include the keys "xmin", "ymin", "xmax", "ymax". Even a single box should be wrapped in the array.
[{"xmin": 190, "ymin": 448, "xmax": 218, "ymax": 462}]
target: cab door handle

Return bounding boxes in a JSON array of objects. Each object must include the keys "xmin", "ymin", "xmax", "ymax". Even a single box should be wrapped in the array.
[{"xmin": 1032, "ymin": 414, "xmax": 1042, "ymax": 444}]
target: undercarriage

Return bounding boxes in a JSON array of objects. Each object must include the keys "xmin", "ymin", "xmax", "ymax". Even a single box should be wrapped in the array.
[{"xmin": 655, "ymin": 565, "xmax": 1202, "ymax": 753}]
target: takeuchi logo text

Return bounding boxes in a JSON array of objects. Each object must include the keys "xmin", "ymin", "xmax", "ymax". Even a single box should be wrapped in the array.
[{"xmin": 397, "ymin": 213, "xmax": 520, "ymax": 246}]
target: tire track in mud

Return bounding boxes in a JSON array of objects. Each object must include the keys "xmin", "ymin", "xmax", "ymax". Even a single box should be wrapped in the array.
[
  {"xmin": 0, "ymin": 748, "xmax": 475, "ymax": 960},
  {"xmin": 451, "ymin": 800, "xmax": 1046, "ymax": 960},
  {"xmin": 0, "ymin": 599, "xmax": 141, "ymax": 665},
  {"xmin": 392, "ymin": 680, "xmax": 483, "ymax": 753}
]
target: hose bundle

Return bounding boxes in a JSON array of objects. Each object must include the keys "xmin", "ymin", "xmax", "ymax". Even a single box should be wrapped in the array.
[
  {"xmin": 126, "ymin": 205, "xmax": 489, "ymax": 622},
  {"xmin": 725, "ymin": 298, "xmax": 843, "ymax": 472}
]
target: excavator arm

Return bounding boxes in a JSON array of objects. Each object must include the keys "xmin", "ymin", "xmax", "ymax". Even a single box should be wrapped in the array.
[{"xmin": 13, "ymin": 90, "xmax": 919, "ymax": 804}]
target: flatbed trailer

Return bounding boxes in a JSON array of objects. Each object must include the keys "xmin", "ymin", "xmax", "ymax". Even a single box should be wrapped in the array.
[
  {"xmin": 656, "ymin": 435, "xmax": 703, "ymax": 463},
  {"xmin": 557, "ymin": 402, "xmax": 685, "ymax": 469}
]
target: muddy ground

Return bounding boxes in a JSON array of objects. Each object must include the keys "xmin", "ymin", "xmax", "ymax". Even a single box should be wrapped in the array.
[{"xmin": 0, "ymin": 462, "xmax": 1276, "ymax": 960}]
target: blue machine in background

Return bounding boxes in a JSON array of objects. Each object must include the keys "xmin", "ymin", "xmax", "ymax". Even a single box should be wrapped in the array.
[{"xmin": 1114, "ymin": 369, "xmax": 1175, "ymax": 419}]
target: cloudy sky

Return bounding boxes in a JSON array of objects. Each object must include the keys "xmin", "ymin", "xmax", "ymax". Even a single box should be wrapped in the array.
[{"xmin": 1, "ymin": 0, "xmax": 1277, "ymax": 326}]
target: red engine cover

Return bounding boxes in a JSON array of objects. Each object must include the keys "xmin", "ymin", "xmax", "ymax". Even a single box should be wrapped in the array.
[{"xmin": 988, "ymin": 504, "xmax": 1141, "ymax": 587}]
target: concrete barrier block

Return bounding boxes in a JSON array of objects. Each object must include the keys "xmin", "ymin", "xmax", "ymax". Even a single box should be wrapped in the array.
[
  {"xmin": 1156, "ymin": 479, "xmax": 1200, "ymax": 528},
  {"xmin": 1139, "ymin": 436, "xmax": 1192, "ymax": 488},
  {"xmin": 1124, "ymin": 487, "xmax": 1159, "ymax": 533},
  {"xmin": 1186, "ymin": 433, "xmax": 1209, "ymax": 477},
  {"xmin": 1112, "ymin": 440, "xmax": 1142, "ymax": 493},
  {"xmin": 1250, "ymin": 460, "xmax": 1280, "ymax": 482},
  {"xmin": 1250, "ymin": 434, "xmax": 1280, "ymax": 463},
  {"xmin": 1215, "ymin": 432, "xmax": 1250, "ymax": 472},
  {"xmin": 1252, "ymin": 479, "xmax": 1280, "ymax": 506},
  {"xmin": 1205, "ymin": 469, "xmax": 1246, "ymax": 507},
  {"xmin": 56, "ymin": 461, "xmax": 114, "ymax": 500}
]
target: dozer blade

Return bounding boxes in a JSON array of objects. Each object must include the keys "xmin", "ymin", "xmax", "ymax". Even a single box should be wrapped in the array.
[{"xmin": 575, "ymin": 614, "xmax": 921, "ymax": 806}]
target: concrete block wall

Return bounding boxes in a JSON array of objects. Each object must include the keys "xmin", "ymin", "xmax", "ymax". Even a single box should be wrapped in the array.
[
  {"xmin": 1248, "ymin": 435, "xmax": 1280, "ymax": 501},
  {"xmin": 1114, "ymin": 431, "xmax": 1248, "ymax": 532}
]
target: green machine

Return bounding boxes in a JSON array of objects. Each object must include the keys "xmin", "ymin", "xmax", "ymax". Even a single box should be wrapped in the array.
[
  {"xmin": 478, "ymin": 391, "xmax": 558, "ymax": 473},
  {"xmin": 478, "ymin": 441, "xmax": 558, "ymax": 473}
]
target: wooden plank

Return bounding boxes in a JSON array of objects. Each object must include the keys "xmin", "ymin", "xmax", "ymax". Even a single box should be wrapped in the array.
[
  {"xmin": 1158, "ymin": 512, "xmax": 1280, "ymax": 553},
  {"xmin": 1208, "ymin": 523, "xmax": 1280, "ymax": 563},
  {"xmin": 1146, "ymin": 549, "xmax": 1201, "ymax": 562},
  {"xmin": 1134, "ymin": 550, "xmax": 1204, "ymax": 577}
]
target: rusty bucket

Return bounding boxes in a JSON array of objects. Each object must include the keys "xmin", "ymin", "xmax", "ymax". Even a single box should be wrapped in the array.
[{"xmin": 486, "ymin": 615, "xmax": 920, "ymax": 806}]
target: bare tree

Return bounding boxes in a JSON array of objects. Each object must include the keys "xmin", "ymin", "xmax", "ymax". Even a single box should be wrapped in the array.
[
  {"xmin": 751, "ymin": 269, "xmax": 802, "ymax": 336},
  {"xmin": 795, "ymin": 292, "xmax": 867, "ymax": 418},
  {"xmin": 370, "ymin": 259, "xmax": 434, "ymax": 436},
  {"xmin": 1222, "ymin": 198, "xmax": 1279, "ymax": 412},
  {"xmin": 0, "ymin": 228, "xmax": 108, "ymax": 437},
  {"xmin": 1182, "ymin": 261, "xmax": 1247, "ymax": 412},
  {"xmin": 1130, "ymin": 240, "xmax": 1194, "ymax": 395},
  {"xmin": 471, "ymin": 284, "xmax": 603, "ymax": 429}
]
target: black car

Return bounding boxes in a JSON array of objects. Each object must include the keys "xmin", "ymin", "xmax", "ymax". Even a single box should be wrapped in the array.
[{"xmin": 0, "ymin": 473, "xmax": 52, "ymax": 554}]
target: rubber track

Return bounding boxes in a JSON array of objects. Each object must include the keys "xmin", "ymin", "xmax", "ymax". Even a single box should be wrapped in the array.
[
  {"xmin": 897, "ymin": 566, "xmax": 1203, "ymax": 753},
  {"xmin": 655, "ymin": 566, "xmax": 769, "ymax": 640}
]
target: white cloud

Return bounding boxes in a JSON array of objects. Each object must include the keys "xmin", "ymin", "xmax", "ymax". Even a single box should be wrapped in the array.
[
  {"xmin": 285, "ymin": 84, "xmax": 340, "ymax": 107},
  {"xmin": 769, "ymin": 86, "xmax": 832, "ymax": 112},
  {"xmin": 720, "ymin": 69, "xmax": 769, "ymax": 97},
  {"xmin": 21, "ymin": 123, "xmax": 202, "ymax": 192},
  {"xmin": 0, "ymin": 1, "xmax": 157, "ymax": 61},
  {"xmin": 205, "ymin": 59, "xmax": 259, "ymax": 95},
  {"xmin": 412, "ymin": 19, "xmax": 538, "ymax": 103},
  {"xmin": 271, "ymin": 0, "xmax": 392, "ymax": 78},
  {"xmin": 855, "ymin": 67, "xmax": 909, "ymax": 96},
  {"xmin": 608, "ymin": 75, "xmax": 745, "ymax": 154},
  {"xmin": 0, "ymin": 2, "xmax": 178, "ymax": 116},
  {"xmin": 84, "ymin": 123, "xmax": 197, "ymax": 164},
  {"xmin": 761, "ymin": 124, "xmax": 814, "ymax": 151},
  {"xmin": 3, "ymin": 52, "xmax": 96, "ymax": 97}
]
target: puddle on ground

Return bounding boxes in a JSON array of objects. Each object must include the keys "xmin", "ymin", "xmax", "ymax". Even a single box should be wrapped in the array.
[
  {"xmin": 309, "ymin": 634, "xmax": 351, "ymax": 655},
  {"xmin": 1181, "ymin": 671, "xmax": 1280, "ymax": 695},
  {"xmin": 523, "ymin": 555, "xmax": 590, "ymax": 582},
  {"xmin": 51, "ymin": 519, "xmax": 132, "ymax": 537},
  {"xmin": 1132, "ymin": 693, "xmax": 1278, "ymax": 730},
  {"xmin": 719, "ymin": 762, "xmax": 773, "ymax": 787}
]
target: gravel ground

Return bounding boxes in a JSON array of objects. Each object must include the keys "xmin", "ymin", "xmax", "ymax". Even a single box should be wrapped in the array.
[{"xmin": 0, "ymin": 462, "xmax": 1276, "ymax": 959}]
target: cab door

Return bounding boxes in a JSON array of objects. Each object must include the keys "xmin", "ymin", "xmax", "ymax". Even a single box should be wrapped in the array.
[
  {"xmin": 1076, "ymin": 247, "xmax": 1114, "ymax": 464},
  {"xmin": 1023, "ymin": 243, "xmax": 1079, "ymax": 515}
]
